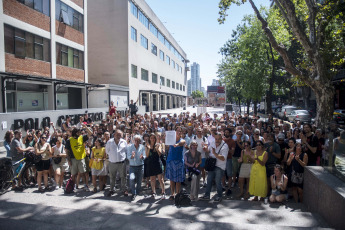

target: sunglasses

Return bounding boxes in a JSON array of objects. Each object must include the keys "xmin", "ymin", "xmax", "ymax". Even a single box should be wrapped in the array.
[{"xmin": 41, "ymin": 137, "xmax": 47, "ymax": 139}]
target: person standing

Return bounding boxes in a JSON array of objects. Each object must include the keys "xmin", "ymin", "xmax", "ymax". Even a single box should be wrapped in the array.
[
  {"xmin": 109, "ymin": 101, "xmax": 117, "ymax": 118},
  {"xmin": 106, "ymin": 129, "xmax": 128, "ymax": 197},
  {"xmin": 165, "ymin": 127, "xmax": 186, "ymax": 201},
  {"xmin": 129, "ymin": 98, "xmax": 139, "ymax": 117},
  {"xmin": 4, "ymin": 130, "xmax": 14, "ymax": 158},
  {"xmin": 66, "ymin": 125, "xmax": 93, "ymax": 191},
  {"xmin": 127, "ymin": 135, "xmax": 145, "ymax": 200},
  {"xmin": 35, "ymin": 134, "xmax": 52, "ymax": 192},
  {"xmin": 200, "ymin": 132, "xmax": 229, "ymax": 202}
]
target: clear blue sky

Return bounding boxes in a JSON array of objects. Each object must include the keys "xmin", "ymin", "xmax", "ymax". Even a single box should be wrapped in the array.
[{"xmin": 145, "ymin": 0, "xmax": 270, "ymax": 88}]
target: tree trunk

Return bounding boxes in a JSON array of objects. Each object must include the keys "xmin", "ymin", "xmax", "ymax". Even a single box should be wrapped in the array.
[
  {"xmin": 254, "ymin": 100, "xmax": 258, "ymax": 115},
  {"xmin": 312, "ymin": 82, "xmax": 334, "ymax": 129},
  {"xmin": 238, "ymin": 99, "xmax": 241, "ymax": 114},
  {"xmin": 246, "ymin": 99, "xmax": 250, "ymax": 114}
]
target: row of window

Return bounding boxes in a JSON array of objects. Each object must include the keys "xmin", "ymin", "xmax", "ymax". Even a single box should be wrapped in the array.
[
  {"xmin": 130, "ymin": 1, "xmax": 184, "ymax": 63},
  {"xmin": 16, "ymin": 0, "xmax": 84, "ymax": 33},
  {"xmin": 131, "ymin": 26, "xmax": 183, "ymax": 74},
  {"xmin": 131, "ymin": 65, "xmax": 185, "ymax": 92},
  {"xmin": 17, "ymin": 0, "xmax": 50, "ymax": 16},
  {"xmin": 4, "ymin": 25, "xmax": 84, "ymax": 70}
]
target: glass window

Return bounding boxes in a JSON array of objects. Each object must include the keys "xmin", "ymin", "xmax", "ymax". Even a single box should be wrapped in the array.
[
  {"xmin": 131, "ymin": 64, "xmax": 137, "ymax": 78},
  {"xmin": 158, "ymin": 31, "xmax": 164, "ymax": 44},
  {"xmin": 176, "ymin": 63, "xmax": 179, "ymax": 71},
  {"xmin": 14, "ymin": 29, "xmax": 25, "ymax": 58},
  {"xmin": 131, "ymin": 27, "xmax": 137, "ymax": 42},
  {"xmin": 159, "ymin": 50, "xmax": 164, "ymax": 61},
  {"xmin": 34, "ymin": 0, "xmax": 43, "ymax": 12},
  {"xmin": 180, "ymin": 85, "xmax": 182, "ymax": 91},
  {"xmin": 61, "ymin": 10, "xmax": 71, "ymax": 25},
  {"xmin": 4, "ymin": 25, "xmax": 14, "ymax": 54},
  {"xmin": 152, "ymin": 73, "xmax": 158, "ymax": 84},
  {"xmin": 141, "ymin": 68, "xmax": 148, "ymax": 81},
  {"xmin": 167, "ymin": 79, "xmax": 170, "ymax": 87},
  {"xmin": 166, "ymin": 55, "xmax": 170, "ymax": 65},
  {"xmin": 138, "ymin": 11, "xmax": 149, "ymax": 28},
  {"xmin": 56, "ymin": 42, "xmax": 83, "ymax": 69},
  {"xmin": 183, "ymin": 86, "xmax": 185, "ymax": 91},
  {"xmin": 25, "ymin": 0, "xmax": 34, "ymax": 8},
  {"xmin": 56, "ymin": 0, "xmax": 83, "ymax": 32},
  {"xmin": 172, "ymin": 60, "xmax": 175, "ymax": 68},
  {"xmin": 140, "ymin": 34, "xmax": 148, "ymax": 49},
  {"xmin": 151, "ymin": 43, "xmax": 157, "ymax": 56},
  {"xmin": 160, "ymin": 76, "xmax": 165, "ymax": 86},
  {"xmin": 130, "ymin": 1, "xmax": 138, "ymax": 18},
  {"xmin": 172, "ymin": 81, "xmax": 175, "ymax": 89},
  {"xmin": 176, "ymin": 83, "xmax": 179, "ymax": 90},
  {"xmin": 34, "ymin": 35, "xmax": 43, "ymax": 60},
  {"xmin": 42, "ymin": 0, "xmax": 49, "ymax": 16},
  {"xmin": 149, "ymin": 22, "xmax": 158, "ymax": 37},
  {"xmin": 17, "ymin": 0, "xmax": 49, "ymax": 16},
  {"xmin": 25, "ymin": 32, "xmax": 34, "ymax": 59},
  {"xmin": 43, "ymin": 38, "xmax": 50, "ymax": 62}
]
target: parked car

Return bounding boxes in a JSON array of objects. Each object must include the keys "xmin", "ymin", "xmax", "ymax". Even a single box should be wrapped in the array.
[
  {"xmin": 288, "ymin": 110, "xmax": 312, "ymax": 123},
  {"xmin": 334, "ymin": 109, "xmax": 345, "ymax": 115},
  {"xmin": 333, "ymin": 113, "xmax": 345, "ymax": 125},
  {"xmin": 278, "ymin": 105, "xmax": 297, "ymax": 120}
]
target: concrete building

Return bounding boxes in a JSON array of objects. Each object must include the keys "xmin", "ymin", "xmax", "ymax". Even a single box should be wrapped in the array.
[
  {"xmin": 0, "ymin": 0, "xmax": 107, "ymax": 141},
  {"xmin": 88, "ymin": 0, "xmax": 189, "ymax": 112}
]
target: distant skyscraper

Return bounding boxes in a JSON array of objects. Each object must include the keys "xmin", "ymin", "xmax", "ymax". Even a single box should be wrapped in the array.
[
  {"xmin": 212, "ymin": 79, "xmax": 220, "ymax": 86},
  {"xmin": 190, "ymin": 62, "xmax": 201, "ymax": 93},
  {"xmin": 187, "ymin": 79, "xmax": 192, "ymax": 96}
]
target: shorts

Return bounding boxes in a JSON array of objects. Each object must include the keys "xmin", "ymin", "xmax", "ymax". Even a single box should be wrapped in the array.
[
  {"xmin": 271, "ymin": 189, "xmax": 288, "ymax": 200},
  {"xmin": 71, "ymin": 158, "xmax": 87, "ymax": 175},
  {"xmin": 36, "ymin": 159, "xmax": 50, "ymax": 171},
  {"xmin": 226, "ymin": 159, "xmax": 233, "ymax": 177},
  {"xmin": 200, "ymin": 158, "xmax": 206, "ymax": 168},
  {"xmin": 52, "ymin": 161, "xmax": 69, "ymax": 172}
]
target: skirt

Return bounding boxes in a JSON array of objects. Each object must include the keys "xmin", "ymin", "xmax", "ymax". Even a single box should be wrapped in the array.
[
  {"xmin": 165, "ymin": 160, "xmax": 185, "ymax": 182},
  {"xmin": 239, "ymin": 163, "xmax": 252, "ymax": 178}
]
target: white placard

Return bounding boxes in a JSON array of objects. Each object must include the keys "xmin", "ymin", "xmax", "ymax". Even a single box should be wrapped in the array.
[
  {"xmin": 2, "ymin": 121, "xmax": 7, "ymax": 129},
  {"xmin": 165, "ymin": 131, "xmax": 176, "ymax": 146}
]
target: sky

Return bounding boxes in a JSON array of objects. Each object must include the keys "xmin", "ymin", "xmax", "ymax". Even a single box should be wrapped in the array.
[{"xmin": 145, "ymin": 0, "xmax": 270, "ymax": 88}]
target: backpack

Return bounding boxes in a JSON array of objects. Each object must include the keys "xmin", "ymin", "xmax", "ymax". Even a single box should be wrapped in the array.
[
  {"xmin": 175, "ymin": 189, "xmax": 192, "ymax": 207},
  {"xmin": 64, "ymin": 177, "xmax": 74, "ymax": 194}
]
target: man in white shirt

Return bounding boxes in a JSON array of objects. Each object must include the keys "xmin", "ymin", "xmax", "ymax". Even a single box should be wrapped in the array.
[
  {"xmin": 106, "ymin": 129, "xmax": 128, "ymax": 197},
  {"xmin": 193, "ymin": 128, "xmax": 208, "ymax": 186},
  {"xmin": 200, "ymin": 132, "xmax": 229, "ymax": 202}
]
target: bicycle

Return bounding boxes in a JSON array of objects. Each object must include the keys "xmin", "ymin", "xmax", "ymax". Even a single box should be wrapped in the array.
[{"xmin": 0, "ymin": 152, "xmax": 38, "ymax": 195}]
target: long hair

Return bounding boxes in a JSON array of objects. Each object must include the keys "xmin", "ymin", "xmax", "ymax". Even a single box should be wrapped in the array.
[
  {"xmin": 149, "ymin": 133, "xmax": 157, "ymax": 146},
  {"xmin": 4, "ymin": 131, "xmax": 12, "ymax": 143}
]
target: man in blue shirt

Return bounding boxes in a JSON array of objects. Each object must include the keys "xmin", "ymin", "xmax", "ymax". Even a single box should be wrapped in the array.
[{"xmin": 127, "ymin": 135, "xmax": 145, "ymax": 200}]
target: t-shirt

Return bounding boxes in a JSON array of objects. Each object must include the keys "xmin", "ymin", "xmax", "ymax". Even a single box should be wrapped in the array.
[
  {"xmin": 264, "ymin": 142, "xmax": 281, "ymax": 165},
  {"xmin": 129, "ymin": 103, "xmax": 137, "ymax": 112},
  {"xmin": 37, "ymin": 142, "xmax": 51, "ymax": 160},
  {"xmin": 66, "ymin": 135, "xmax": 88, "ymax": 160},
  {"xmin": 305, "ymin": 134, "xmax": 318, "ymax": 166},
  {"xmin": 194, "ymin": 136, "xmax": 208, "ymax": 159},
  {"xmin": 10, "ymin": 138, "xmax": 23, "ymax": 161}
]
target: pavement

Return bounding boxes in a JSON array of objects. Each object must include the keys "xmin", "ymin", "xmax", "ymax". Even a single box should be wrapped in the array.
[{"xmin": 0, "ymin": 179, "xmax": 332, "ymax": 230}]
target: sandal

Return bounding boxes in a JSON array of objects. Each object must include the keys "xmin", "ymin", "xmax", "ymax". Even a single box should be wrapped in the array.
[{"xmin": 151, "ymin": 192, "xmax": 156, "ymax": 198}]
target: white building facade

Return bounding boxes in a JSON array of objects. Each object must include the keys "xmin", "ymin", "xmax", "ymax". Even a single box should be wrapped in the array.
[{"xmin": 88, "ymin": 0, "xmax": 189, "ymax": 112}]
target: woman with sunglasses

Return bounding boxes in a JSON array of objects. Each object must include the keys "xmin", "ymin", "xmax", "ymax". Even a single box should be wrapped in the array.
[
  {"xmin": 238, "ymin": 141, "xmax": 254, "ymax": 199},
  {"xmin": 35, "ymin": 134, "xmax": 52, "ymax": 192},
  {"xmin": 249, "ymin": 140, "xmax": 268, "ymax": 201}
]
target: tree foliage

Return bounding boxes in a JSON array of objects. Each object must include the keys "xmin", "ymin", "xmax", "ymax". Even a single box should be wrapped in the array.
[
  {"xmin": 191, "ymin": 90, "xmax": 204, "ymax": 99},
  {"xmin": 218, "ymin": 0, "xmax": 345, "ymax": 128}
]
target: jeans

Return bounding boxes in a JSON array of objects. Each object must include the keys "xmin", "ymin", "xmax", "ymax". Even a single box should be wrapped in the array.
[
  {"xmin": 205, "ymin": 166, "xmax": 224, "ymax": 198},
  {"xmin": 129, "ymin": 165, "xmax": 144, "ymax": 195}
]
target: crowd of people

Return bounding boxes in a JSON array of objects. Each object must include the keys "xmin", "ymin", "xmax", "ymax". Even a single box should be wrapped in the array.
[{"xmin": 3, "ymin": 108, "xmax": 345, "ymax": 203}]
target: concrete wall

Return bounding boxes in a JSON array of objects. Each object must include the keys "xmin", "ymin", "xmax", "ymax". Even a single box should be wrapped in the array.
[
  {"xmin": 303, "ymin": 166, "xmax": 345, "ymax": 229},
  {"xmin": 0, "ymin": 108, "xmax": 107, "ymax": 144}
]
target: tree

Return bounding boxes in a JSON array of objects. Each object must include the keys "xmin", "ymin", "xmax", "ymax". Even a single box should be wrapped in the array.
[
  {"xmin": 219, "ymin": 0, "xmax": 345, "ymax": 128},
  {"xmin": 191, "ymin": 90, "xmax": 204, "ymax": 99}
]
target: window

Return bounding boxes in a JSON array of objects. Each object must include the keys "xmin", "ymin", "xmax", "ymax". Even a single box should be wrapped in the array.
[
  {"xmin": 141, "ymin": 68, "xmax": 148, "ymax": 81},
  {"xmin": 172, "ymin": 81, "xmax": 175, "ymax": 89},
  {"xmin": 17, "ymin": 0, "xmax": 50, "ymax": 16},
  {"xmin": 140, "ymin": 34, "xmax": 148, "ymax": 49},
  {"xmin": 151, "ymin": 43, "xmax": 157, "ymax": 55},
  {"xmin": 176, "ymin": 63, "xmax": 179, "ymax": 71},
  {"xmin": 152, "ymin": 73, "xmax": 158, "ymax": 83},
  {"xmin": 183, "ymin": 86, "xmax": 185, "ymax": 91},
  {"xmin": 159, "ymin": 50, "xmax": 164, "ymax": 61},
  {"xmin": 167, "ymin": 79, "xmax": 170, "ymax": 87},
  {"xmin": 158, "ymin": 31, "xmax": 164, "ymax": 44},
  {"xmin": 176, "ymin": 83, "xmax": 179, "ymax": 90},
  {"xmin": 56, "ymin": 0, "xmax": 83, "ymax": 32},
  {"xmin": 56, "ymin": 43, "xmax": 83, "ymax": 69},
  {"xmin": 4, "ymin": 25, "xmax": 50, "ymax": 62},
  {"xmin": 172, "ymin": 60, "xmax": 175, "ymax": 68},
  {"xmin": 180, "ymin": 85, "xmax": 182, "ymax": 91},
  {"xmin": 160, "ymin": 76, "xmax": 165, "ymax": 86},
  {"xmin": 131, "ymin": 27, "xmax": 137, "ymax": 42},
  {"xmin": 149, "ymin": 22, "xmax": 158, "ymax": 37},
  {"xmin": 130, "ymin": 1, "xmax": 138, "ymax": 18},
  {"xmin": 166, "ymin": 55, "xmax": 170, "ymax": 65},
  {"xmin": 138, "ymin": 11, "xmax": 149, "ymax": 28},
  {"xmin": 131, "ymin": 64, "xmax": 137, "ymax": 78}
]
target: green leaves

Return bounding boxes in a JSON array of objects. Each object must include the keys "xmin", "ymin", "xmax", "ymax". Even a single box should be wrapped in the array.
[{"xmin": 191, "ymin": 90, "xmax": 204, "ymax": 99}]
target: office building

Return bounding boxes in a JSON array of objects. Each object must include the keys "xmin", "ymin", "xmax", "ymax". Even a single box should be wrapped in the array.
[{"xmin": 88, "ymin": 0, "xmax": 189, "ymax": 111}]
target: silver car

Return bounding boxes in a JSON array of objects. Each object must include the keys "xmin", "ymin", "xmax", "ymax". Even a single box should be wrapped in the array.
[
  {"xmin": 278, "ymin": 105, "xmax": 297, "ymax": 120},
  {"xmin": 288, "ymin": 110, "xmax": 311, "ymax": 123}
]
